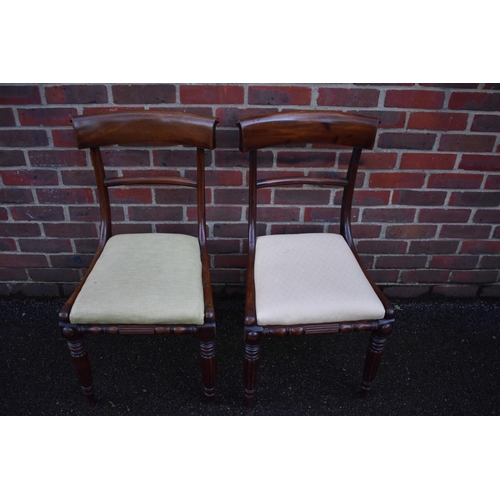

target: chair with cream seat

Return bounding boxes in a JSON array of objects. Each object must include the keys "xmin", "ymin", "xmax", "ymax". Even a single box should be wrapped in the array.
[
  {"xmin": 236, "ymin": 111, "xmax": 395, "ymax": 407},
  {"xmin": 59, "ymin": 111, "xmax": 218, "ymax": 405}
]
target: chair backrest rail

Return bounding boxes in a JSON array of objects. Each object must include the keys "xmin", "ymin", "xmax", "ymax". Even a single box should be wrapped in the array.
[
  {"xmin": 103, "ymin": 176, "xmax": 197, "ymax": 188},
  {"xmin": 257, "ymin": 176, "xmax": 348, "ymax": 189}
]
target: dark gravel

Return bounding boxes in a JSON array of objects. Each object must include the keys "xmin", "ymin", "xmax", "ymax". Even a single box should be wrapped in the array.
[{"xmin": 1, "ymin": 295, "xmax": 499, "ymax": 415}]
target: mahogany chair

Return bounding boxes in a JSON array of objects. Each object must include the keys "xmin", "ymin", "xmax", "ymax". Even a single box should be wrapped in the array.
[
  {"xmin": 58, "ymin": 111, "xmax": 218, "ymax": 405},
  {"xmin": 237, "ymin": 111, "xmax": 395, "ymax": 407}
]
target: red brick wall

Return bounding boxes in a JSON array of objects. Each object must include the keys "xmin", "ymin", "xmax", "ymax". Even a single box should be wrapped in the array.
[{"xmin": 1, "ymin": 83, "xmax": 499, "ymax": 298}]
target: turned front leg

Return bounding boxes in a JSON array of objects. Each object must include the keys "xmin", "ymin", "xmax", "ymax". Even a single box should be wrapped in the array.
[
  {"xmin": 198, "ymin": 325, "xmax": 216, "ymax": 404},
  {"xmin": 244, "ymin": 328, "xmax": 262, "ymax": 408},
  {"xmin": 62, "ymin": 327, "xmax": 96, "ymax": 406}
]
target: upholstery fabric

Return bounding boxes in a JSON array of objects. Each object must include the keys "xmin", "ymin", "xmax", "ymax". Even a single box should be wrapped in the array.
[
  {"xmin": 70, "ymin": 233, "xmax": 205, "ymax": 325},
  {"xmin": 254, "ymin": 233, "xmax": 386, "ymax": 326}
]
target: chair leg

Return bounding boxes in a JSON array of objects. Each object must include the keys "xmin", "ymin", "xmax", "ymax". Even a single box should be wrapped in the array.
[
  {"xmin": 198, "ymin": 325, "xmax": 216, "ymax": 405},
  {"xmin": 62, "ymin": 327, "xmax": 96, "ymax": 406},
  {"xmin": 244, "ymin": 328, "xmax": 262, "ymax": 408},
  {"xmin": 360, "ymin": 323, "xmax": 393, "ymax": 398}
]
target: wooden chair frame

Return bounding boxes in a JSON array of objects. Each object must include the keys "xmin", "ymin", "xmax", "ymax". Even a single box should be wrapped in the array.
[
  {"xmin": 58, "ymin": 111, "xmax": 219, "ymax": 405},
  {"xmin": 237, "ymin": 111, "xmax": 395, "ymax": 407}
]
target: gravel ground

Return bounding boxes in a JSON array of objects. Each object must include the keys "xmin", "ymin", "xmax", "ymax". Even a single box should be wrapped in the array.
[{"xmin": 1, "ymin": 295, "xmax": 499, "ymax": 415}]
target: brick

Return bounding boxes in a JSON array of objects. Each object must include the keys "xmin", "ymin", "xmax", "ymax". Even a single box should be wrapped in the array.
[
  {"xmin": 102, "ymin": 149, "xmax": 150, "ymax": 166},
  {"xmin": 28, "ymin": 268, "xmax": 80, "ymax": 282},
  {"xmin": 108, "ymin": 187, "xmax": 153, "ymax": 204},
  {"xmin": 383, "ymin": 286, "xmax": 430, "ymax": 298},
  {"xmin": 155, "ymin": 187, "xmax": 196, "ymax": 205},
  {"xmin": 50, "ymin": 254, "xmax": 94, "ymax": 268},
  {"xmin": 439, "ymin": 224, "xmax": 491, "ymax": 239},
  {"xmin": 203, "ymin": 169, "xmax": 243, "ymax": 187},
  {"xmin": 277, "ymin": 151, "xmax": 336, "ymax": 168},
  {"xmin": 449, "ymin": 191, "xmax": 499, "ymax": 207},
  {"xmin": 385, "ymin": 90, "xmax": 445, "ymax": 109},
  {"xmin": 430, "ymin": 255, "xmax": 478, "ymax": 269},
  {"xmin": 258, "ymin": 207, "xmax": 300, "ymax": 222},
  {"xmin": 216, "ymin": 107, "xmax": 279, "ymax": 127},
  {"xmin": 45, "ymin": 85, "xmax": 108, "ymax": 104},
  {"xmin": 0, "ymin": 188, "xmax": 34, "ymax": 204},
  {"xmin": 369, "ymin": 172, "xmax": 425, "ymax": 189},
  {"xmin": 386, "ymin": 225, "xmax": 437, "ymax": 239},
  {"xmin": 418, "ymin": 209, "xmax": 471, "ymax": 223},
  {"xmin": 249, "ymin": 85, "xmax": 311, "ymax": 105},
  {"xmin": 18, "ymin": 108, "xmax": 77, "ymax": 127},
  {"xmin": 459, "ymin": 155, "xmax": 500, "ymax": 171},
  {"xmin": 352, "ymin": 189, "xmax": 391, "ymax": 207},
  {"xmin": 378, "ymin": 132, "xmax": 436, "ymax": 150},
  {"xmin": 216, "ymin": 129, "xmax": 240, "ymax": 149},
  {"xmin": 29, "ymin": 150, "xmax": 87, "ymax": 167},
  {"xmin": 207, "ymin": 239, "xmax": 240, "ymax": 254},
  {"xmin": 438, "ymin": 134, "xmax": 495, "ymax": 152},
  {"xmin": 400, "ymin": 153, "xmax": 456, "ymax": 170},
  {"xmin": 0, "ymin": 268, "xmax": 27, "ymax": 281},
  {"xmin": 0, "ymin": 85, "xmax": 41, "ymax": 104},
  {"xmin": 485, "ymin": 175, "xmax": 500, "ymax": 189},
  {"xmin": 37, "ymin": 188, "xmax": 94, "ymax": 204},
  {"xmin": 270, "ymin": 224, "xmax": 324, "ymax": 235},
  {"xmin": 350, "ymin": 224, "xmax": 381, "ymax": 238},
  {"xmin": 210, "ymin": 269, "xmax": 242, "ymax": 283},
  {"xmin": 401, "ymin": 270, "xmax": 450, "ymax": 283},
  {"xmin": 408, "ymin": 112, "xmax": 468, "ymax": 130},
  {"xmin": 479, "ymin": 256, "xmax": 500, "ymax": 269},
  {"xmin": 0, "ymin": 150, "xmax": 26, "ymax": 167},
  {"xmin": 481, "ymin": 285, "xmax": 500, "ymax": 297},
  {"xmin": 433, "ymin": 285, "xmax": 479, "ymax": 298},
  {"xmin": 461, "ymin": 240, "xmax": 500, "ymax": 254},
  {"xmin": 304, "ymin": 207, "xmax": 352, "ymax": 223},
  {"xmin": 112, "ymin": 84, "xmax": 175, "ymax": 104},
  {"xmin": 448, "ymin": 92, "xmax": 500, "ymax": 111},
  {"xmin": 357, "ymin": 240, "xmax": 408, "ymax": 254},
  {"xmin": 274, "ymin": 189, "xmax": 331, "ymax": 205},
  {"xmin": 0, "ymin": 254, "xmax": 47, "ymax": 267},
  {"xmin": 217, "ymin": 151, "xmax": 272, "ymax": 170},
  {"xmin": 471, "ymin": 114, "xmax": 500, "ymax": 132},
  {"xmin": 0, "ymin": 108, "xmax": 16, "ymax": 127},
  {"xmin": 82, "ymin": 106, "xmax": 145, "ymax": 116},
  {"xmin": 8, "ymin": 283, "xmax": 60, "ymax": 297},
  {"xmin": 1, "ymin": 169, "xmax": 58, "ymax": 186},
  {"xmin": 376, "ymin": 255, "xmax": 427, "ymax": 268},
  {"xmin": 317, "ymin": 88, "xmax": 379, "ymax": 107},
  {"xmin": 427, "ymin": 173, "xmax": 483, "ymax": 189},
  {"xmin": 156, "ymin": 223, "xmax": 196, "ymax": 236},
  {"xmin": 214, "ymin": 254, "xmax": 248, "ymax": 269},
  {"xmin": 0, "ymin": 222, "xmax": 41, "ymax": 237},
  {"xmin": 19, "ymin": 238, "xmax": 72, "ymax": 253},
  {"xmin": 74, "ymin": 239, "xmax": 98, "ymax": 253},
  {"xmin": 362, "ymin": 208, "xmax": 415, "ymax": 223},
  {"xmin": 409, "ymin": 240, "xmax": 459, "ymax": 254},
  {"xmin": 10, "ymin": 206, "xmax": 65, "ymax": 221},
  {"xmin": 366, "ymin": 270, "xmax": 400, "ymax": 282},
  {"xmin": 0, "ymin": 207, "xmax": 8, "ymax": 220},
  {"xmin": 473, "ymin": 209, "xmax": 500, "ymax": 224},
  {"xmin": 0, "ymin": 130, "xmax": 48, "ymax": 147},
  {"xmin": 342, "ymin": 151, "xmax": 398, "ymax": 170},
  {"xmin": 180, "ymin": 85, "xmax": 243, "ymax": 105},
  {"xmin": 43, "ymin": 222, "xmax": 97, "ymax": 238},
  {"xmin": 484, "ymin": 84, "xmax": 500, "ymax": 90},
  {"xmin": 214, "ymin": 188, "xmax": 269, "ymax": 205},
  {"xmin": 52, "ymin": 129, "xmax": 78, "ymax": 148},
  {"xmin": 393, "ymin": 190, "xmax": 447, "ymax": 206},
  {"xmin": 191, "ymin": 206, "xmax": 242, "ymax": 222},
  {"xmin": 69, "ymin": 206, "xmax": 124, "ymax": 222},
  {"xmin": 128, "ymin": 206, "xmax": 183, "ymax": 221},
  {"xmin": 420, "ymin": 83, "xmax": 478, "ymax": 89},
  {"xmin": 450, "ymin": 270, "xmax": 498, "ymax": 283},
  {"xmin": 153, "ymin": 149, "xmax": 197, "ymax": 167},
  {"xmin": 0, "ymin": 238, "xmax": 17, "ymax": 251},
  {"xmin": 61, "ymin": 169, "xmax": 97, "ymax": 186},
  {"xmin": 213, "ymin": 223, "xmax": 248, "ymax": 238}
]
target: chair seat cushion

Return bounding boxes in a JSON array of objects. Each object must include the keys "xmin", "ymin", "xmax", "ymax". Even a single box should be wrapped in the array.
[
  {"xmin": 69, "ymin": 233, "xmax": 205, "ymax": 325},
  {"xmin": 254, "ymin": 233, "xmax": 386, "ymax": 326}
]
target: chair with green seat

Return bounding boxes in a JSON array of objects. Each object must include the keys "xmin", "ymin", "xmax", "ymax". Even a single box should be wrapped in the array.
[{"xmin": 59, "ymin": 110, "xmax": 218, "ymax": 405}]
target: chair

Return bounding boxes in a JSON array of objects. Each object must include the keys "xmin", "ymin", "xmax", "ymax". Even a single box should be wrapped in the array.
[
  {"xmin": 237, "ymin": 111, "xmax": 395, "ymax": 407},
  {"xmin": 58, "ymin": 111, "xmax": 218, "ymax": 405}
]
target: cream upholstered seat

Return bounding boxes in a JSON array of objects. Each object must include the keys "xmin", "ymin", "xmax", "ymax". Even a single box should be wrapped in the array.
[
  {"xmin": 254, "ymin": 233, "xmax": 385, "ymax": 326},
  {"xmin": 70, "ymin": 233, "xmax": 205, "ymax": 325}
]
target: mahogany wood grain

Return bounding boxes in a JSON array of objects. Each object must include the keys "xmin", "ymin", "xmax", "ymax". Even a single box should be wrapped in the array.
[
  {"xmin": 237, "ymin": 110, "xmax": 379, "ymax": 152},
  {"xmin": 59, "ymin": 111, "xmax": 218, "ymax": 405},
  {"xmin": 238, "ymin": 110, "xmax": 395, "ymax": 407}
]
